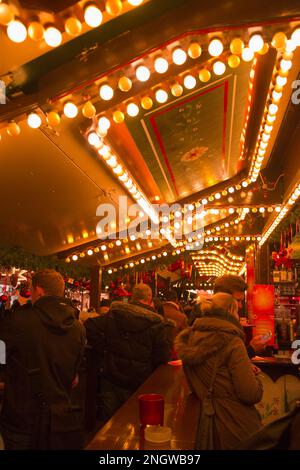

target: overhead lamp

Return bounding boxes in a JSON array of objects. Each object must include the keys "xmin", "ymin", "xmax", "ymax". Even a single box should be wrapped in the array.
[
  {"xmin": 172, "ymin": 48, "xmax": 187, "ymax": 65},
  {"xmin": 155, "ymin": 89, "xmax": 168, "ymax": 103},
  {"xmin": 27, "ymin": 113, "xmax": 42, "ymax": 128},
  {"xmin": 208, "ymin": 38, "xmax": 223, "ymax": 57},
  {"xmin": 154, "ymin": 57, "xmax": 169, "ymax": 73},
  {"xmin": 7, "ymin": 20, "xmax": 27, "ymax": 43},
  {"xmin": 98, "ymin": 116, "xmax": 111, "ymax": 133},
  {"xmin": 183, "ymin": 74, "xmax": 196, "ymax": 89},
  {"xmin": 127, "ymin": 103, "xmax": 139, "ymax": 116},
  {"xmin": 249, "ymin": 34, "xmax": 264, "ymax": 52},
  {"xmin": 99, "ymin": 84, "xmax": 114, "ymax": 100},
  {"xmin": 84, "ymin": 4, "xmax": 103, "ymax": 28},
  {"xmin": 44, "ymin": 25, "xmax": 62, "ymax": 47},
  {"xmin": 63, "ymin": 102, "xmax": 78, "ymax": 118},
  {"xmin": 136, "ymin": 65, "xmax": 150, "ymax": 82},
  {"xmin": 213, "ymin": 61, "xmax": 226, "ymax": 75}
]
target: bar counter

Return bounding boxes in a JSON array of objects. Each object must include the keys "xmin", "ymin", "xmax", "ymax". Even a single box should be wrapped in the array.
[{"xmin": 86, "ymin": 363, "xmax": 200, "ymax": 450}]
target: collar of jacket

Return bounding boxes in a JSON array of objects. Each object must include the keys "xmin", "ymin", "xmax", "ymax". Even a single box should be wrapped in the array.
[{"xmin": 110, "ymin": 301, "xmax": 163, "ymax": 323}]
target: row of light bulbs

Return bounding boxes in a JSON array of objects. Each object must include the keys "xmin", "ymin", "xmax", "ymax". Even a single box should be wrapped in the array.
[
  {"xmin": 192, "ymin": 251, "xmax": 244, "ymax": 265},
  {"xmin": 0, "ymin": 1, "xmax": 144, "ymax": 45},
  {"xmin": 193, "ymin": 258, "xmax": 242, "ymax": 271},
  {"xmin": 239, "ymin": 58, "xmax": 257, "ymax": 159},
  {"xmin": 249, "ymin": 45, "xmax": 296, "ymax": 182},
  {"xmin": 259, "ymin": 181, "xmax": 300, "ymax": 246}
]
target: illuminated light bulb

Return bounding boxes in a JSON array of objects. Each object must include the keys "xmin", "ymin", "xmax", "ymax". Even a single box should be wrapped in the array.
[
  {"xmin": 116, "ymin": 240, "xmax": 122, "ymax": 246},
  {"xmin": 268, "ymin": 103, "xmax": 278, "ymax": 115},
  {"xmin": 99, "ymin": 84, "xmax": 114, "ymax": 101},
  {"xmin": 266, "ymin": 114, "xmax": 276, "ymax": 124},
  {"xmin": 98, "ymin": 116, "xmax": 111, "ymax": 133},
  {"xmin": 258, "ymin": 148, "xmax": 265, "ymax": 156},
  {"xmin": 0, "ymin": 3, "xmax": 14, "ymax": 25},
  {"xmin": 63, "ymin": 102, "xmax": 78, "ymax": 118},
  {"xmin": 215, "ymin": 193, "xmax": 221, "ymax": 199},
  {"xmin": 106, "ymin": 0, "xmax": 122, "ymax": 16},
  {"xmin": 136, "ymin": 65, "xmax": 150, "ymax": 82},
  {"xmin": 199, "ymin": 69, "xmax": 211, "ymax": 83},
  {"xmin": 82, "ymin": 101, "xmax": 96, "ymax": 119},
  {"xmin": 249, "ymin": 34, "xmax": 264, "ymax": 52},
  {"xmin": 65, "ymin": 17, "xmax": 82, "ymax": 36},
  {"xmin": 171, "ymin": 83, "xmax": 183, "ymax": 97},
  {"xmin": 228, "ymin": 208, "xmax": 235, "ymax": 214},
  {"xmin": 172, "ymin": 48, "xmax": 187, "ymax": 65},
  {"xmin": 98, "ymin": 145, "xmax": 111, "ymax": 158},
  {"xmin": 128, "ymin": 0, "xmax": 143, "ymax": 5},
  {"xmin": 258, "ymin": 43, "xmax": 269, "ymax": 55},
  {"xmin": 27, "ymin": 113, "xmax": 42, "ymax": 129},
  {"xmin": 154, "ymin": 57, "xmax": 169, "ymax": 74},
  {"xmin": 242, "ymin": 181, "xmax": 248, "ymax": 188},
  {"xmin": 183, "ymin": 74, "xmax": 196, "ymax": 89},
  {"xmin": 228, "ymin": 54, "xmax": 240, "ymax": 68},
  {"xmin": 28, "ymin": 22, "xmax": 44, "ymax": 41},
  {"xmin": 228, "ymin": 187, "xmax": 235, "ymax": 193},
  {"xmin": 84, "ymin": 4, "xmax": 103, "ymax": 27},
  {"xmin": 113, "ymin": 110, "xmax": 125, "ymax": 123},
  {"xmin": 87, "ymin": 249, "xmax": 93, "ymax": 256},
  {"xmin": 113, "ymin": 164, "xmax": 123, "ymax": 175},
  {"xmin": 271, "ymin": 31, "xmax": 287, "ymax": 50},
  {"xmin": 44, "ymin": 26, "xmax": 62, "ymax": 47},
  {"xmin": 272, "ymin": 90, "xmax": 282, "ymax": 102},
  {"xmin": 118, "ymin": 76, "xmax": 132, "ymax": 92},
  {"xmin": 230, "ymin": 37, "xmax": 244, "ymax": 55},
  {"xmin": 264, "ymin": 124, "xmax": 273, "ymax": 134},
  {"xmin": 107, "ymin": 155, "xmax": 118, "ymax": 168},
  {"xmin": 213, "ymin": 61, "xmax": 226, "ymax": 75},
  {"xmin": 127, "ymin": 102, "xmax": 139, "ymax": 116},
  {"xmin": 291, "ymin": 28, "xmax": 300, "ymax": 47},
  {"xmin": 286, "ymin": 39, "xmax": 297, "ymax": 53},
  {"xmin": 88, "ymin": 132, "xmax": 101, "ymax": 147},
  {"xmin": 276, "ymin": 75, "xmax": 287, "ymax": 87},
  {"xmin": 7, "ymin": 20, "xmax": 27, "ymax": 43},
  {"xmin": 101, "ymin": 245, "xmax": 107, "ymax": 251},
  {"xmin": 280, "ymin": 59, "xmax": 292, "ymax": 72},
  {"xmin": 119, "ymin": 172, "xmax": 128, "ymax": 182},
  {"xmin": 47, "ymin": 111, "xmax": 60, "ymax": 127},
  {"xmin": 141, "ymin": 96, "xmax": 153, "ymax": 110},
  {"xmin": 72, "ymin": 255, "xmax": 78, "ymax": 261},
  {"xmin": 201, "ymin": 198, "xmax": 208, "ymax": 205},
  {"xmin": 188, "ymin": 42, "xmax": 202, "ymax": 59},
  {"xmin": 208, "ymin": 38, "xmax": 223, "ymax": 57},
  {"xmin": 155, "ymin": 89, "xmax": 168, "ymax": 103},
  {"xmin": 108, "ymin": 269, "xmax": 113, "ymax": 274},
  {"xmin": 7, "ymin": 122, "xmax": 21, "ymax": 136},
  {"xmin": 267, "ymin": 207, "xmax": 274, "ymax": 212},
  {"xmin": 242, "ymin": 47, "xmax": 254, "ymax": 62}
]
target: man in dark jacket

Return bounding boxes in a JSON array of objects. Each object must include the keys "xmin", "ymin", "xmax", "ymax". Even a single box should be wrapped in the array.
[
  {"xmin": 0, "ymin": 269, "xmax": 86, "ymax": 450},
  {"xmin": 85, "ymin": 283, "xmax": 173, "ymax": 421}
]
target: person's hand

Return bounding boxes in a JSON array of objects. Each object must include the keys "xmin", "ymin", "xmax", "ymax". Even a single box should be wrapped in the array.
[
  {"xmin": 250, "ymin": 334, "xmax": 268, "ymax": 354},
  {"xmin": 252, "ymin": 364, "xmax": 262, "ymax": 375}
]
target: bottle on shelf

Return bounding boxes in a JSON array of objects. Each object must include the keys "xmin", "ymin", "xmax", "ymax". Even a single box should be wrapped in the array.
[
  {"xmin": 280, "ymin": 266, "xmax": 287, "ymax": 282},
  {"xmin": 287, "ymin": 267, "xmax": 294, "ymax": 282},
  {"xmin": 273, "ymin": 268, "xmax": 280, "ymax": 283}
]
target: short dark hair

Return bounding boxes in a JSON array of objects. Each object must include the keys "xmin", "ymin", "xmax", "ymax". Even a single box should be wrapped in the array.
[
  {"xmin": 213, "ymin": 275, "xmax": 248, "ymax": 295},
  {"xmin": 31, "ymin": 269, "xmax": 65, "ymax": 297}
]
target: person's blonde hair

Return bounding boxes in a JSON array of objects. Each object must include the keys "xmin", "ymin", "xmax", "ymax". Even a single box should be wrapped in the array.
[
  {"xmin": 31, "ymin": 269, "xmax": 65, "ymax": 297},
  {"xmin": 131, "ymin": 283, "xmax": 152, "ymax": 303},
  {"xmin": 200, "ymin": 292, "xmax": 238, "ymax": 317}
]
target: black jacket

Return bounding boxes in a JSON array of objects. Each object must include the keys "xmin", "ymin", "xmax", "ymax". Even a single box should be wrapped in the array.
[
  {"xmin": 0, "ymin": 296, "xmax": 86, "ymax": 433},
  {"xmin": 85, "ymin": 301, "xmax": 173, "ymax": 391}
]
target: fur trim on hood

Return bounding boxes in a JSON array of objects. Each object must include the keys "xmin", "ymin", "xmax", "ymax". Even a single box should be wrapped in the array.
[{"xmin": 175, "ymin": 308, "xmax": 245, "ymax": 365}]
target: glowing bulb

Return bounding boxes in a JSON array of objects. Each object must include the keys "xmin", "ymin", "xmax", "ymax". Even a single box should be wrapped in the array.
[
  {"xmin": 199, "ymin": 69, "xmax": 211, "ymax": 82},
  {"xmin": 101, "ymin": 245, "xmax": 107, "ymax": 251},
  {"xmin": 213, "ymin": 61, "xmax": 226, "ymax": 75},
  {"xmin": 268, "ymin": 103, "xmax": 278, "ymax": 115},
  {"xmin": 272, "ymin": 32, "xmax": 287, "ymax": 50},
  {"xmin": 172, "ymin": 48, "xmax": 187, "ymax": 65},
  {"xmin": 208, "ymin": 38, "xmax": 223, "ymax": 57},
  {"xmin": 230, "ymin": 38, "xmax": 244, "ymax": 55},
  {"xmin": 72, "ymin": 255, "xmax": 78, "ymax": 261},
  {"xmin": 291, "ymin": 28, "xmax": 300, "ymax": 47},
  {"xmin": 84, "ymin": 4, "xmax": 103, "ymax": 27},
  {"xmin": 286, "ymin": 39, "xmax": 297, "ymax": 53},
  {"xmin": 0, "ymin": 3, "xmax": 14, "ymax": 26},
  {"xmin": 228, "ymin": 54, "xmax": 240, "ymax": 68},
  {"xmin": 113, "ymin": 110, "xmax": 125, "ymax": 123},
  {"xmin": 63, "ymin": 102, "xmax": 78, "ymax": 118},
  {"xmin": 272, "ymin": 90, "xmax": 282, "ymax": 102},
  {"xmin": 27, "ymin": 113, "xmax": 42, "ymax": 128},
  {"xmin": 98, "ymin": 116, "xmax": 111, "ymax": 133},
  {"xmin": 242, "ymin": 47, "xmax": 254, "ymax": 62},
  {"xmin": 99, "ymin": 84, "xmax": 114, "ymax": 101},
  {"xmin": 88, "ymin": 132, "xmax": 101, "ymax": 147},
  {"xmin": 44, "ymin": 26, "xmax": 62, "ymax": 47},
  {"xmin": 249, "ymin": 34, "xmax": 264, "ymax": 52},
  {"xmin": 47, "ymin": 111, "xmax": 60, "ymax": 127},
  {"xmin": 155, "ymin": 89, "xmax": 168, "ymax": 103},
  {"xmin": 228, "ymin": 187, "xmax": 235, "ymax": 193},
  {"xmin": 28, "ymin": 21, "xmax": 44, "ymax": 41},
  {"xmin": 7, "ymin": 122, "xmax": 21, "ymax": 136},
  {"xmin": 65, "ymin": 17, "xmax": 82, "ymax": 36},
  {"xmin": 82, "ymin": 101, "xmax": 96, "ymax": 119},
  {"xmin": 188, "ymin": 42, "xmax": 202, "ymax": 59},
  {"xmin": 276, "ymin": 75, "xmax": 287, "ymax": 87},
  {"xmin": 183, "ymin": 74, "xmax": 196, "ymax": 89},
  {"xmin": 99, "ymin": 145, "xmax": 110, "ymax": 158},
  {"xmin": 154, "ymin": 57, "xmax": 168, "ymax": 73},
  {"xmin": 118, "ymin": 76, "xmax": 132, "ymax": 92},
  {"xmin": 87, "ymin": 250, "xmax": 93, "ymax": 256},
  {"xmin": 280, "ymin": 59, "xmax": 292, "ymax": 72},
  {"xmin": 171, "ymin": 83, "xmax": 183, "ymax": 97},
  {"xmin": 136, "ymin": 65, "xmax": 150, "ymax": 82},
  {"xmin": 127, "ymin": 103, "xmax": 139, "ymax": 116},
  {"xmin": 128, "ymin": 0, "xmax": 143, "ymax": 5},
  {"xmin": 7, "ymin": 20, "xmax": 27, "ymax": 43}
]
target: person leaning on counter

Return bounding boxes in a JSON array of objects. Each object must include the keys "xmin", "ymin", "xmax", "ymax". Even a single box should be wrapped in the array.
[{"xmin": 213, "ymin": 275, "xmax": 269, "ymax": 358}]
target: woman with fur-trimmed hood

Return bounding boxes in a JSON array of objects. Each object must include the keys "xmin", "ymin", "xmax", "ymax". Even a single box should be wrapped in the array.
[{"xmin": 175, "ymin": 293, "xmax": 263, "ymax": 450}]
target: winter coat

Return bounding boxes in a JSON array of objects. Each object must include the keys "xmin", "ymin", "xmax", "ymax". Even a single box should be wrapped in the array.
[
  {"xmin": 0, "ymin": 296, "xmax": 86, "ymax": 434},
  {"xmin": 163, "ymin": 301, "xmax": 188, "ymax": 336},
  {"xmin": 175, "ymin": 310, "xmax": 263, "ymax": 450},
  {"xmin": 85, "ymin": 301, "xmax": 173, "ymax": 391}
]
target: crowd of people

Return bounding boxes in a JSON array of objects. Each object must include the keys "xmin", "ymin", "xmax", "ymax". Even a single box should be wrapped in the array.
[{"xmin": 0, "ymin": 269, "xmax": 297, "ymax": 450}]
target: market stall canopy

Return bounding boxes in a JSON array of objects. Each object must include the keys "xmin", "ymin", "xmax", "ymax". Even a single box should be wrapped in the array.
[{"xmin": 0, "ymin": 0, "xmax": 300, "ymax": 273}]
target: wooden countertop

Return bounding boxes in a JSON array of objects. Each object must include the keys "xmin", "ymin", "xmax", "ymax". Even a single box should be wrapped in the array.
[{"xmin": 86, "ymin": 363, "xmax": 200, "ymax": 451}]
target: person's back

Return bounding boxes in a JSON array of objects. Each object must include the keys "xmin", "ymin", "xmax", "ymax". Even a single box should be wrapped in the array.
[
  {"xmin": 175, "ymin": 293, "xmax": 263, "ymax": 450},
  {"xmin": 163, "ymin": 291, "xmax": 188, "ymax": 336},
  {"xmin": 0, "ymin": 270, "xmax": 86, "ymax": 450},
  {"xmin": 85, "ymin": 284, "xmax": 173, "ymax": 419}
]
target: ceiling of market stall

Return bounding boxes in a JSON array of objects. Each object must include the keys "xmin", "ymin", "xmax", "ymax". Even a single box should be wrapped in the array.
[{"xmin": 0, "ymin": 0, "xmax": 300, "ymax": 276}]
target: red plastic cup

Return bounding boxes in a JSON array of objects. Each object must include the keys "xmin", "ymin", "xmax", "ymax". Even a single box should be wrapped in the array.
[{"xmin": 138, "ymin": 394, "xmax": 164, "ymax": 426}]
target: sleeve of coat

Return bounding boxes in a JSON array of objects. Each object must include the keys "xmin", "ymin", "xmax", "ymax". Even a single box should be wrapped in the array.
[
  {"xmin": 151, "ymin": 320, "xmax": 174, "ymax": 367},
  {"xmin": 85, "ymin": 316, "xmax": 106, "ymax": 355},
  {"xmin": 228, "ymin": 337, "xmax": 263, "ymax": 405}
]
